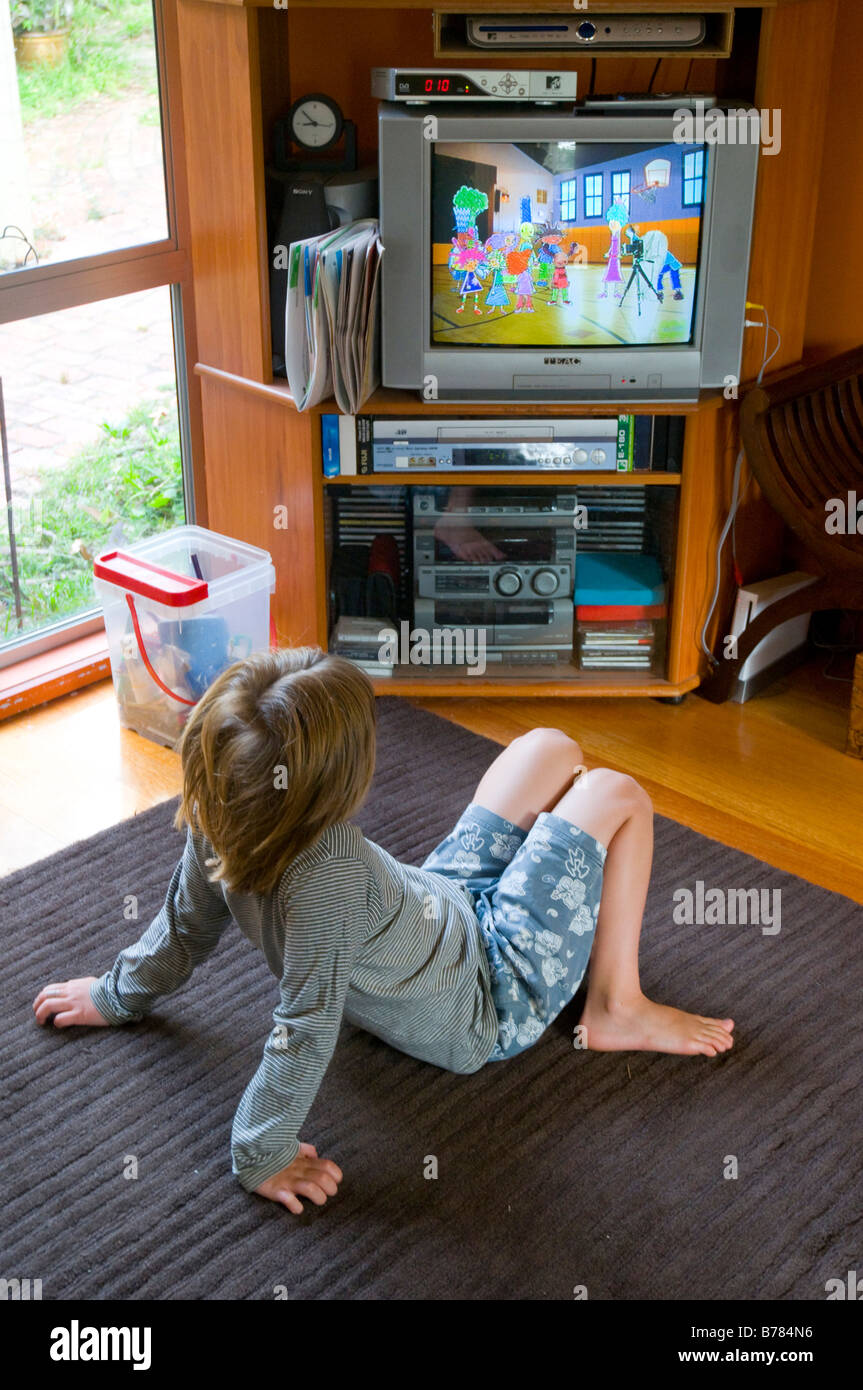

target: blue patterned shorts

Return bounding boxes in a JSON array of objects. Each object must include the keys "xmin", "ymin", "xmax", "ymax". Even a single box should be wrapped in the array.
[{"xmin": 421, "ymin": 802, "xmax": 607, "ymax": 1061}]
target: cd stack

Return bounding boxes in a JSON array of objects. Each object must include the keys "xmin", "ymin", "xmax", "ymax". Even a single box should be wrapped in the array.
[
  {"xmin": 329, "ymin": 616, "xmax": 395, "ymax": 678},
  {"xmin": 574, "ymin": 553, "xmax": 666, "ymax": 674},
  {"xmin": 574, "ymin": 487, "xmax": 647, "ymax": 552},
  {"xmin": 578, "ymin": 620, "xmax": 656, "ymax": 671}
]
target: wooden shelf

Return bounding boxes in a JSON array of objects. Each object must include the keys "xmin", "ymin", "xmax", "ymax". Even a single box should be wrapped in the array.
[
  {"xmin": 195, "ymin": 363, "xmax": 723, "ymax": 419},
  {"xmin": 335, "ymin": 388, "xmax": 722, "ymax": 417},
  {"xmin": 237, "ymin": 1, "xmax": 785, "ymax": 11},
  {"xmin": 365, "ymin": 665, "xmax": 698, "ymax": 698}
]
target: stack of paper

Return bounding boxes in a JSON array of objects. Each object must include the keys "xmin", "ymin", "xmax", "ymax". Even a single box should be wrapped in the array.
[{"xmin": 284, "ymin": 219, "xmax": 383, "ymax": 413}]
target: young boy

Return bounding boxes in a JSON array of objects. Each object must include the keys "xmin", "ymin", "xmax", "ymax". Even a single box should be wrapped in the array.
[{"xmin": 33, "ymin": 647, "xmax": 733, "ymax": 1214}]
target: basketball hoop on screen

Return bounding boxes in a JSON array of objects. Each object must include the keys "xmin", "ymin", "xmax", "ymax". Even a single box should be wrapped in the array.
[{"xmin": 632, "ymin": 157, "xmax": 672, "ymax": 205}]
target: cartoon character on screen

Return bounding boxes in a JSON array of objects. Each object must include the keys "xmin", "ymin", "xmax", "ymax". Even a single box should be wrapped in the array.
[
  {"xmin": 495, "ymin": 233, "xmax": 518, "ymax": 288},
  {"xmin": 636, "ymin": 228, "xmax": 684, "ymax": 304},
  {"xmin": 564, "ymin": 236, "xmax": 588, "ymax": 266},
  {"xmin": 484, "ymin": 247, "xmax": 510, "ymax": 314},
  {"xmin": 449, "ymin": 230, "xmax": 479, "ymax": 292},
  {"xmin": 657, "ymin": 249, "xmax": 684, "ymax": 301},
  {"xmin": 521, "ymin": 222, "xmax": 543, "ymax": 276},
  {"xmin": 449, "ymin": 187, "xmax": 488, "ymax": 298},
  {"xmin": 599, "ymin": 201, "xmax": 628, "ymax": 301},
  {"xmin": 550, "ymin": 249, "xmax": 571, "ymax": 306},
  {"xmin": 536, "ymin": 233, "xmax": 561, "ymax": 291},
  {"xmin": 485, "ymin": 232, "xmax": 509, "ymax": 257},
  {"xmin": 506, "ymin": 247, "xmax": 535, "ymax": 313},
  {"xmin": 452, "ymin": 185, "xmax": 489, "ymax": 247},
  {"xmin": 454, "ymin": 244, "xmax": 488, "ymax": 314}
]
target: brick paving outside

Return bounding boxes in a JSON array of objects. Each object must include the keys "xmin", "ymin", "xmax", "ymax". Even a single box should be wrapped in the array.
[{"xmin": 0, "ymin": 285, "xmax": 176, "ymax": 498}]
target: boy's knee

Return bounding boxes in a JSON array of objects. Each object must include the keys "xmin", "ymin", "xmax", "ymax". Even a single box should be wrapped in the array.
[
  {"xmin": 579, "ymin": 768, "xmax": 652, "ymax": 815},
  {"xmin": 516, "ymin": 726, "xmax": 584, "ymax": 765}
]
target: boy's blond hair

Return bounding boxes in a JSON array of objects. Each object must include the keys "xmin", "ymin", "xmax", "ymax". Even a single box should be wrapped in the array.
[{"xmin": 174, "ymin": 646, "xmax": 376, "ymax": 895}]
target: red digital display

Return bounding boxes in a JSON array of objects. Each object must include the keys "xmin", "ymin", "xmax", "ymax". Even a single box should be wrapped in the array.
[{"xmin": 404, "ymin": 73, "xmax": 476, "ymax": 96}]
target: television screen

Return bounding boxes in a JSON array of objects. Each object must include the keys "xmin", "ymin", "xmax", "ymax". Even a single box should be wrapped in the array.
[{"xmin": 430, "ymin": 140, "xmax": 707, "ymax": 349}]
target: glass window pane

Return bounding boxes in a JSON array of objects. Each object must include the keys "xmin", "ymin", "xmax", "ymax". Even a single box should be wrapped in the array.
[
  {"xmin": 0, "ymin": 285, "xmax": 187, "ymax": 651},
  {"xmin": 1, "ymin": 0, "xmax": 168, "ymax": 275}
]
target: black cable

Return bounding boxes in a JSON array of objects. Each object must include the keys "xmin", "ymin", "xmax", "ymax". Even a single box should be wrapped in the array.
[
  {"xmin": 648, "ymin": 58, "xmax": 662, "ymax": 92},
  {"xmin": 684, "ymin": 58, "xmax": 695, "ymax": 92},
  {"xmin": 0, "ymin": 224, "xmax": 39, "ymax": 266},
  {"xmin": 812, "ymin": 640, "xmax": 857, "ymax": 683},
  {"xmin": 588, "ymin": 58, "xmax": 596, "ymax": 96},
  {"xmin": 810, "ymin": 611, "xmax": 862, "ymax": 681}
]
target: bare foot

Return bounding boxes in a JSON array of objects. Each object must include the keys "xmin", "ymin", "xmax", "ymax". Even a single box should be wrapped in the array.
[{"xmin": 579, "ymin": 993, "xmax": 734, "ymax": 1057}]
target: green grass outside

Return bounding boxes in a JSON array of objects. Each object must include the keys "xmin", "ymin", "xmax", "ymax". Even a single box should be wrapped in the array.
[
  {"xmin": 1, "ymin": 392, "xmax": 185, "ymax": 641},
  {"xmin": 15, "ymin": 0, "xmax": 158, "ymax": 122}
]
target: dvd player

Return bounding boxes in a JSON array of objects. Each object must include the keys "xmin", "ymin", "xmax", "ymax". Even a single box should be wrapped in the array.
[{"xmin": 466, "ymin": 14, "xmax": 706, "ymax": 51}]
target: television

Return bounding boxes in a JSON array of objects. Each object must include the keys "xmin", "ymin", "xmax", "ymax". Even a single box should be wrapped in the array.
[{"xmin": 378, "ymin": 105, "xmax": 760, "ymax": 402}]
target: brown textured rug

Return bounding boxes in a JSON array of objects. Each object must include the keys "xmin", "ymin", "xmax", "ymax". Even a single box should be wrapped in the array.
[{"xmin": 1, "ymin": 698, "xmax": 861, "ymax": 1301}]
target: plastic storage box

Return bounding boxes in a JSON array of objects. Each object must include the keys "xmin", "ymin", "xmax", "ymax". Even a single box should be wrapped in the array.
[{"xmin": 94, "ymin": 525, "xmax": 276, "ymax": 747}]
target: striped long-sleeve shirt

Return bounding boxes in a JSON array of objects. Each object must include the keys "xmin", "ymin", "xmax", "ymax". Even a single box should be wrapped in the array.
[{"xmin": 90, "ymin": 822, "xmax": 498, "ymax": 1192}]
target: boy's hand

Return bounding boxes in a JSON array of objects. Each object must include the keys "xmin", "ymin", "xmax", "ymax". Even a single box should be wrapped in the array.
[
  {"xmin": 253, "ymin": 1142, "xmax": 343, "ymax": 1214},
  {"xmin": 33, "ymin": 977, "xmax": 110, "ymax": 1029}
]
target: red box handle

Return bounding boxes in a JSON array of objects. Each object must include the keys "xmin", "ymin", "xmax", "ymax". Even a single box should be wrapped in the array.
[
  {"xmin": 94, "ymin": 550, "xmax": 208, "ymax": 607},
  {"xmin": 124, "ymin": 594, "xmax": 197, "ymax": 706}
]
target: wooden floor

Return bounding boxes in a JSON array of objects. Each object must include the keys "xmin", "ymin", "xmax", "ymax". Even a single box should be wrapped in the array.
[{"xmin": 2, "ymin": 662, "xmax": 862, "ymax": 901}]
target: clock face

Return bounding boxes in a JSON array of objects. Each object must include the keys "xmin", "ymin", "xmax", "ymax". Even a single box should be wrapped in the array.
[{"xmin": 290, "ymin": 96, "xmax": 342, "ymax": 151}]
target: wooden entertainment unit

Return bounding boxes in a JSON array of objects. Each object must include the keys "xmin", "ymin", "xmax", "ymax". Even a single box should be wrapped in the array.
[{"xmin": 173, "ymin": 0, "xmax": 838, "ymax": 698}]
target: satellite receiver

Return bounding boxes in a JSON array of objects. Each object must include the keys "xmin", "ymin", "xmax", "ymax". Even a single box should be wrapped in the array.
[{"xmin": 371, "ymin": 67, "xmax": 577, "ymax": 103}]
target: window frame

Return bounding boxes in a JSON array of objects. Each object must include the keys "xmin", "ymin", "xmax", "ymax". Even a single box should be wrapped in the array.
[
  {"xmin": 584, "ymin": 172, "xmax": 603, "ymax": 219},
  {"xmin": 682, "ymin": 150, "xmax": 705, "ymax": 208},
  {"xmin": 611, "ymin": 170, "xmax": 631, "ymax": 217},
  {"xmin": 0, "ymin": 0, "xmax": 203, "ymax": 677}
]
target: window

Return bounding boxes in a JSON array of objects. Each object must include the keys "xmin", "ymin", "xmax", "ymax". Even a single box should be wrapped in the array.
[
  {"xmin": 560, "ymin": 177, "xmax": 576, "ymax": 221},
  {"xmin": 584, "ymin": 173, "xmax": 603, "ymax": 219},
  {"xmin": 611, "ymin": 171, "xmax": 631, "ymax": 215},
  {"xmin": 0, "ymin": 0, "xmax": 195, "ymax": 668},
  {"xmin": 1, "ymin": 1, "xmax": 169, "ymax": 277},
  {"xmin": 0, "ymin": 288, "xmax": 188, "ymax": 658},
  {"xmin": 682, "ymin": 150, "xmax": 705, "ymax": 207}
]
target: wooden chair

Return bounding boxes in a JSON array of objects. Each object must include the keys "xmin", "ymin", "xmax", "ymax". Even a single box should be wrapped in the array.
[{"xmin": 699, "ymin": 344, "xmax": 863, "ymax": 753}]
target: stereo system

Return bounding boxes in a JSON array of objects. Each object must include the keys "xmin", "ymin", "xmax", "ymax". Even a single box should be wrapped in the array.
[{"xmin": 412, "ymin": 488, "xmax": 577, "ymax": 661}]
